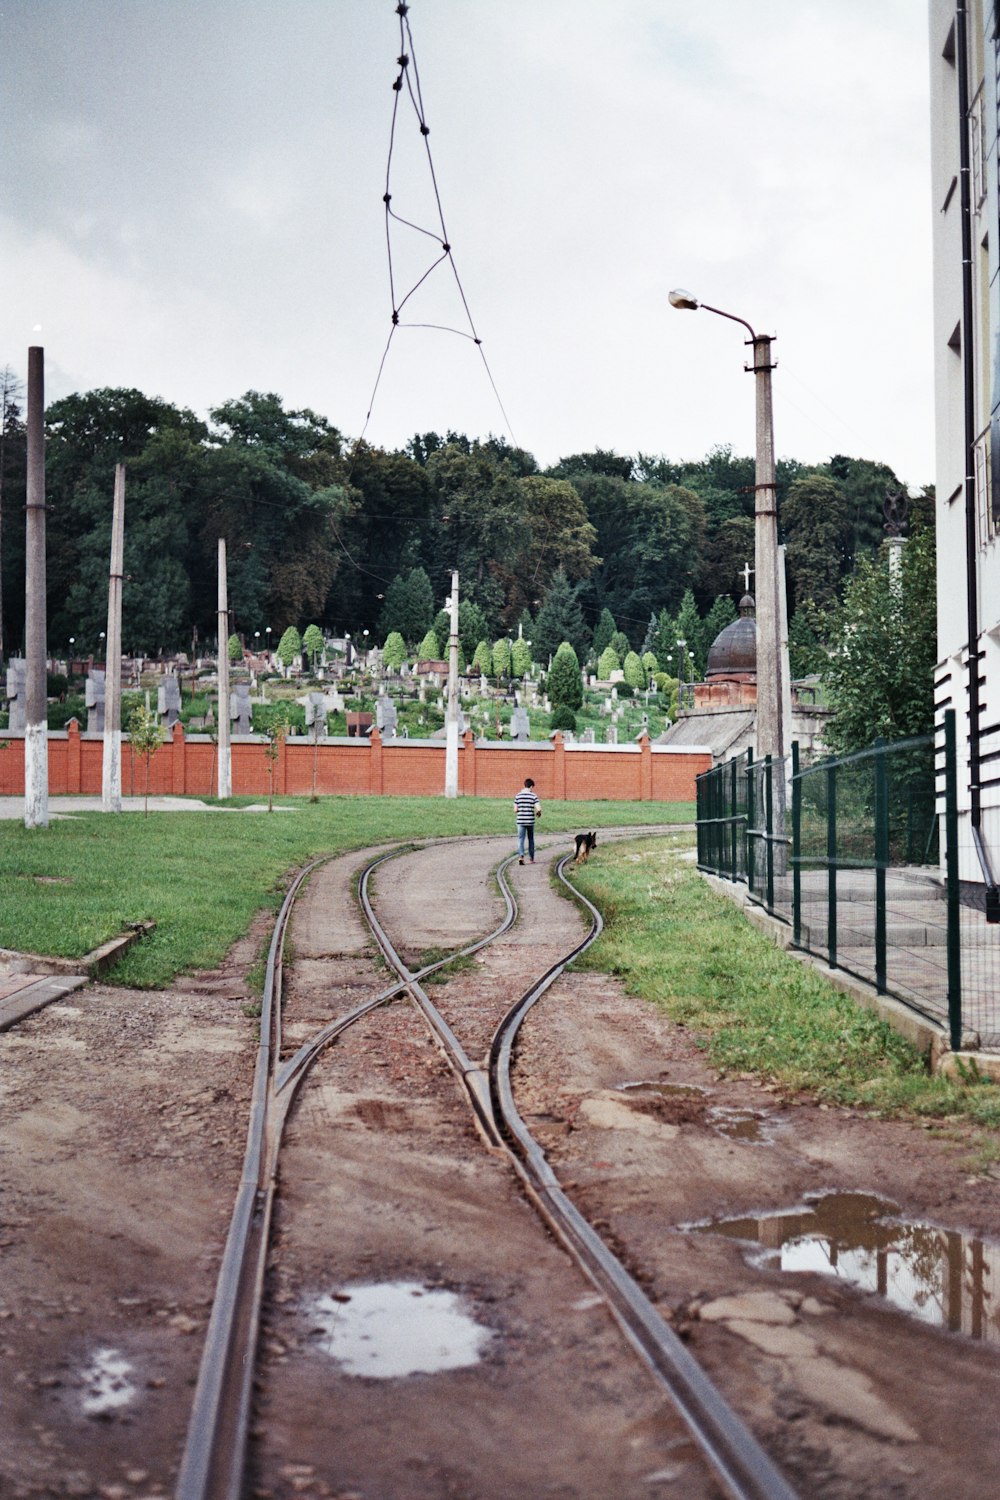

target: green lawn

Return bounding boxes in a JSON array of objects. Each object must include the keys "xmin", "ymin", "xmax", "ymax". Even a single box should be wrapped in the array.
[
  {"xmin": 0, "ymin": 796, "xmax": 692, "ymax": 987},
  {"xmin": 569, "ymin": 833, "xmax": 1000, "ymax": 1144}
]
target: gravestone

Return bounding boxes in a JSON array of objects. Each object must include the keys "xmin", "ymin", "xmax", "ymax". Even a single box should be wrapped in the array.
[
  {"xmin": 305, "ymin": 692, "xmax": 327, "ymax": 737},
  {"xmin": 580, "ymin": 727, "xmax": 595, "ymax": 744},
  {"xmin": 230, "ymin": 682, "xmax": 253, "ymax": 734},
  {"xmin": 85, "ymin": 669, "xmax": 106, "ymax": 734},
  {"xmin": 606, "ymin": 725, "xmax": 618, "ymax": 745},
  {"xmin": 5, "ymin": 658, "xmax": 26, "ymax": 733},
  {"xmin": 157, "ymin": 673, "xmax": 182, "ymax": 729},
  {"xmin": 375, "ymin": 694, "xmax": 398, "ymax": 740},
  {"xmin": 509, "ymin": 706, "xmax": 530, "ymax": 741},
  {"xmin": 641, "ymin": 712, "xmax": 650, "ymax": 729},
  {"xmin": 401, "ymin": 725, "xmax": 410, "ymax": 739}
]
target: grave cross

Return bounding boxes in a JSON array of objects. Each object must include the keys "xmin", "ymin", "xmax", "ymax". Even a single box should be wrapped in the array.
[{"xmin": 739, "ymin": 562, "xmax": 754, "ymax": 592}]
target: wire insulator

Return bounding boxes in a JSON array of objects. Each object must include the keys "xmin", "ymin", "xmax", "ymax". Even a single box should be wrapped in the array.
[
  {"xmin": 396, "ymin": 2, "xmax": 408, "ymax": 13},
  {"xmin": 391, "ymin": 310, "xmax": 400, "ymax": 325},
  {"xmin": 441, "ymin": 241, "xmax": 450, "ymax": 252},
  {"xmin": 392, "ymin": 78, "xmax": 402, "ymax": 92},
  {"xmin": 383, "ymin": 193, "xmax": 392, "ymax": 203},
  {"xmin": 419, "ymin": 123, "xmax": 430, "ymax": 136},
  {"xmin": 397, "ymin": 54, "xmax": 409, "ymax": 67},
  {"xmin": 474, "ymin": 338, "xmax": 482, "ymax": 346}
]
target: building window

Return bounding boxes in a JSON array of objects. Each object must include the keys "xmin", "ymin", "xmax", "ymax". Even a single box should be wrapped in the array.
[
  {"xmin": 979, "ymin": 422, "xmax": 999, "ymax": 541},
  {"xmin": 971, "ymin": 82, "xmax": 988, "ymax": 214}
]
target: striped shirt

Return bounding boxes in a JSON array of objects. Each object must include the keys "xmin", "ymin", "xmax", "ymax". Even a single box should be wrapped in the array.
[{"xmin": 514, "ymin": 788, "xmax": 540, "ymax": 825}]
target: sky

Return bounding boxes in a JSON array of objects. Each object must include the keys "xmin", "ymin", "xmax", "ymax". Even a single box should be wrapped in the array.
[{"xmin": 1, "ymin": 1, "xmax": 934, "ymax": 486}]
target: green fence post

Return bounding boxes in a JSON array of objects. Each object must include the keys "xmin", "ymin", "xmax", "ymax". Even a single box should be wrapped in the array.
[
  {"xmin": 746, "ymin": 750, "xmax": 756, "ymax": 895},
  {"xmin": 944, "ymin": 710, "xmax": 962, "ymax": 1051},
  {"xmin": 827, "ymin": 761, "xmax": 838, "ymax": 969},
  {"xmin": 730, "ymin": 754, "xmax": 738, "ymax": 881},
  {"xmin": 773, "ymin": 756, "xmax": 779, "ymax": 906},
  {"xmin": 874, "ymin": 737, "xmax": 888, "ymax": 995},
  {"xmin": 792, "ymin": 741, "xmax": 801, "ymax": 946}
]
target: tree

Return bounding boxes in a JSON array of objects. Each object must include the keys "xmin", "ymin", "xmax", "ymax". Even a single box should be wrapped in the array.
[
  {"xmin": 492, "ymin": 637, "xmax": 512, "ymax": 679},
  {"xmin": 674, "ymin": 590, "xmax": 704, "ymax": 680},
  {"xmin": 378, "ymin": 567, "xmax": 434, "ymax": 644},
  {"xmin": 823, "ymin": 531, "xmax": 936, "ymax": 753},
  {"xmin": 642, "ymin": 649, "xmax": 659, "ymax": 675},
  {"xmin": 598, "ymin": 645, "xmax": 620, "ymax": 679},
  {"xmin": 383, "ymin": 631, "xmax": 407, "ymax": 670},
  {"xmin": 0, "ymin": 365, "xmax": 24, "ymax": 663},
  {"xmin": 698, "ymin": 594, "xmax": 738, "ymax": 667},
  {"xmin": 609, "ymin": 630, "xmax": 631, "ymax": 662},
  {"xmin": 303, "ymin": 623, "xmax": 325, "ymax": 667},
  {"xmin": 228, "ymin": 633, "xmax": 243, "ymax": 663},
  {"xmin": 550, "ymin": 704, "xmax": 577, "ymax": 732},
  {"xmin": 533, "ymin": 570, "xmax": 588, "ymax": 660},
  {"xmin": 261, "ymin": 705, "xmax": 290, "ymax": 812},
  {"xmin": 782, "ymin": 472, "xmax": 852, "ymax": 613},
  {"xmin": 417, "ymin": 628, "xmax": 440, "ymax": 660},
  {"xmin": 473, "ymin": 639, "xmax": 492, "ymax": 675},
  {"xmin": 127, "ymin": 703, "xmax": 163, "ymax": 816},
  {"xmin": 458, "ymin": 599, "xmax": 490, "ymax": 662},
  {"xmin": 547, "ymin": 642, "xmax": 583, "ymax": 710},
  {"xmin": 277, "ymin": 625, "xmax": 302, "ymax": 667},
  {"xmin": 623, "ymin": 650, "xmax": 646, "ymax": 690},
  {"xmin": 496, "ymin": 475, "xmax": 599, "ymax": 623},
  {"xmin": 788, "ymin": 605, "xmax": 827, "ymax": 679},
  {"xmin": 512, "ymin": 636, "xmax": 532, "ymax": 677},
  {"xmin": 592, "ymin": 607, "xmax": 617, "ymax": 658}
]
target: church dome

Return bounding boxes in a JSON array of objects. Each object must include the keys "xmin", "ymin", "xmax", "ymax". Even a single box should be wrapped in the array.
[{"xmin": 706, "ymin": 593, "xmax": 757, "ymax": 678}]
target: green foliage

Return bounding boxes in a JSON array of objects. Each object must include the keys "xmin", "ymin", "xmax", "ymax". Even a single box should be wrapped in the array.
[
  {"xmin": 276, "ymin": 625, "xmax": 302, "ymax": 667},
  {"xmin": 597, "ymin": 645, "xmax": 620, "ymax": 679},
  {"xmin": 609, "ymin": 630, "xmax": 630, "ymax": 661},
  {"xmin": 622, "ymin": 650, "xmax": 646, "ymax": 689},
  {"xmin": 823, "ymin": 532, "xmax": 937, "ymax": 753},
  {"xmin": 532, "ymin": 569, "xmax": 589, "ymax": 661},
  {"xmin": 592, "ymin": 607, "xmax": 617, "ymax": 657},
  {"xmin": 378, "ymin": 567, "xmax": 434, "ymax": 644},
  {"xmin": 458, "ymin": 599, "xmax": 490, "ymax": 662},
  {"xmin": 302, "ymin": 623, "xmax": 325, "ymax": 665},
  {"xmin": 127, "ymin": 702, "xmax": 164, "ymax": 816},
  {"xmin": 642, "ymin": 649, "xmax": 659, "ymax": 674},
  {"xmin": 492, "ymin": 637, "xmax": 512, "ymax": 678},
  {"xmin": 228, "ymin": 633, "xmax": 243, "ymax": 663},
  {"xmin": 473, "ymin": 639, "xmax": 492, "ymax": 675},
  {"xmin": 788, "ymin": 605, "xmax": 827, "ymax": 679},
  {"xmin": 417, "ymin": 628, "xmax": 440, "ymax": 660},
  {"xmin": 550, "ymin": 704, "xmax": 577, "ymax": 732},
  {"xmin": 547, "ymin": 641, "xmax": 583, "ymax": 710},
  {"xmin": 48, "ymin": 695, "xmax": 87, "ymax": 731},
  {"xmin": 253, "ymin": 701, "xmax": 305, "ymax": 734},
  {"xmin": 511, "ymin": 636, "xmax": 532, "ymax": 677},
  {"xmin": 698, "ymin": 594, "xmax": 737, "ymax": 666},
  {"xmin": 382, "ymin": 630, "xmax": 407, "ymax": 670}
]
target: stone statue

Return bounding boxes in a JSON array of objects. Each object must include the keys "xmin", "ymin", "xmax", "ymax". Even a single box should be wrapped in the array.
[
  {"xmin": 5, "ymin": 658, "xmax": 26, "ymax": 733},
  {"xmin": 157, "ymin": 673, "xmax": 182, "ymax": 728},
  {"xmin": 230, "ymin": 681, "xmax": 253, "ymax": 735},
  {"xmin": 509, "ymin": 706, "xmax": 530, "ymax": 741},
  {"xmin": 85, "ymin": 669, "xmax": 106, "ymax": 734},
  {"xmin": 375, "ymin": 693, "xmax": 398, "ymax": 740},
  {"xmin": 304, "ymin": 691, "xmax": 327, "ymax": 736}
]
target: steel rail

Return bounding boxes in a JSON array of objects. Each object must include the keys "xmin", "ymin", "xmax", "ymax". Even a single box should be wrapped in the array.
[
  {"xmin": 175, "ymin": 839, "xmax": 519, "ymax": 1500},
  {"xmin": 488, "ymin": 856, "xmax": 800, "ymax": 1500}
]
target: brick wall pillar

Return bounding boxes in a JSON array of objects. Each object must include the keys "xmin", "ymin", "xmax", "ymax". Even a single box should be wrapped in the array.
[
  {"xmin": 462, "ymin": 728, "xmax": 476, "ymax": 796},
  {"xmin": 369, "ymin": 726, "xmax": 383, "ymax": 794},
  {"xmin": 278, "ymin": 728, "xmax": 289, "ymax": 794},
  {"xmin": 639, "ymin": 730, "xmax": 652, "ymax": 800},
  {"xmin": 172, "ymin": 721, "xmax": 186, "ymax": 794},
  {"xmin": 66, "ymin": 717, "xmax": 81, "ymax": 793},
  {"xmin": 552, "ymin": 731, "xmax": 567, "ymax": 799}
]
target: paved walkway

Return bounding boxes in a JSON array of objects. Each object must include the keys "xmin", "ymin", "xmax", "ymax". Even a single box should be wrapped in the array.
[{"xmin": 0, "ymin": 797, "xmax": 297, "ymax": 818}]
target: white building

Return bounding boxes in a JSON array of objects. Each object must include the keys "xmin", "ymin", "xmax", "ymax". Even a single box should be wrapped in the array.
[{"xmin": 929, "ymin": 0, "xmax": 1000, "ymax": 909}]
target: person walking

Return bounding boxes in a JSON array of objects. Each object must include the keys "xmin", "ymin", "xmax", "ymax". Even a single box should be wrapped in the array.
[{"xmin": 514, "ymin": 776, "xmax": 541, "ymax": 864}]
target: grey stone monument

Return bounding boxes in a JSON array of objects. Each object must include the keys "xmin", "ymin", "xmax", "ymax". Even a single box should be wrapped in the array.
[
  {"xmin": 509, "ymin": 706, "xmax": 530, "ymax": 741},
  {"xmin": 85, "ymin": 669, "xmax": 106, "ymax": 734},
  {"xmin": 5, "ymin": 658, "xmax": 26, "ymax": 733},
  {"xmin": 157, "ymin": 673, "xmax": 182, "ymax": 729},
  {"xmin": 580, "ymin": 727, "xmax": 595, "ymax": 744},
  {"xmin": 606, "ymin": 724, "xmax": 618, "ymax": 745},
  {"xmin": 305, "ymin": 691, "xmax": 327, "ymax": 737},
  {"xmin": 230, "ymin": 682, "xmax": 253, "ymax": 734},
  {"xmin": 376, "ymin": 693, "xmax": 398, "ymax": 740}
]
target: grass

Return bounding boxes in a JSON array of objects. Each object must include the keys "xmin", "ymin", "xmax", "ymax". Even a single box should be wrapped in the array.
[
  {"xmin": 0, "ymin": 795, "xmax": 692, "ymax": 987},
  {"xmin": 569, "ymin": 833, "xmax": 1000, "ymax": 1142}
]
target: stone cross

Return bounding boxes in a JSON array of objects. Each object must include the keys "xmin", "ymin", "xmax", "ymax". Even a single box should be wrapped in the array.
[
  {"xmin": 304, "ymin": 691, "xmax": 327, "ymax": 736},
  {"xmin": 6, "ymin": 658, "xmax": 26, "ymax": 733},
  {"xmin": 580, "ymin": 727, "xmax": 595, "ymax": 744},
  {"xmin": 606, "ymin": 725, "xmax": 618, "ymax": 745},
  {"xmin": 230, "ymin": 682, "xmax": 253, "ymax": 734},
  {"xmin": 509, "ymin": 705, "xmax": 530, "ymax": 741},
  {"xmin": 375, "ymin": 693, "xmax": 398, "ymax": 739},
  {"xmin": 157, "ymin": 673, "xmax": 181, "ymax": 728},
  {"xmin": 85, "ymin": 669, "xmax": 106, "ymax": 734}
]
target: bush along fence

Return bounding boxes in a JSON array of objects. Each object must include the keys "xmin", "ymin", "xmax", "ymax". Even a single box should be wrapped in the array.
[
  {"xmin": 696, "ymin": 710, "xmax": 1000, "ymax": 1053},
  {"xmin": 0, "ymin": 719, "xmax": 710, "ymax": 805}
]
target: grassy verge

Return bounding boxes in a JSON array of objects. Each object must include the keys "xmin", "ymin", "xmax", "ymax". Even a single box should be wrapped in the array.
[
  {"xmin": 569, "ymin": 834, "xmax": 1000, "ymax": 1145},
  {"xmin": 0, "ymin": 795, "xmax": 691, "ymax": 987}
]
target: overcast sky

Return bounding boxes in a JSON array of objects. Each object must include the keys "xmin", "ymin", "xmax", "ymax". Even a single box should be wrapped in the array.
[{"xmin": 1, "ymin": 1, "xmax": 933, "ymax": 486}]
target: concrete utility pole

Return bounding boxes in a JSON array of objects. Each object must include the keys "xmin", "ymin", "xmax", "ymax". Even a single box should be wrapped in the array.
[
  {"xmin": 444, "ymin": 569, "xmax": 460, "ymax": 798},
  {"xmin": 217, "ymin": 538, "xmax": 232, "ymax": 799},
  {"xmin": 23, "ymin": 346, "xmax": 48, "ymax": 829},
  {"xmin": 102, "ymin": 463, "xmax": 125, "ymax": 812}
]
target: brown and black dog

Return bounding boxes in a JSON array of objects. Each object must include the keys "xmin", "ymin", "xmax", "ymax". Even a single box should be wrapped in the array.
[{"xmin": 573, "ymin": 831, "xmax": 597, "ymax": 864}]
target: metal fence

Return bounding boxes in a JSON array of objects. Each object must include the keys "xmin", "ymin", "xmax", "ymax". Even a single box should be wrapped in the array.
[{"xmin": 695, "ymin": 711, "xmax": 1000, "ymax": 1051}]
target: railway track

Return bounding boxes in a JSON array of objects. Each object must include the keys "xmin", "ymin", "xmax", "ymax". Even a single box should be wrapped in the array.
[{"xmin": 175, "ymin": 834, "xmax": 799, "ymax": 1500}]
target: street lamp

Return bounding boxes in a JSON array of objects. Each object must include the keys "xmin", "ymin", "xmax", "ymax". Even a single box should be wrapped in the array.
[{"xmin": 668, "ymin": 288, "xmax": 788, "ymax": 764}]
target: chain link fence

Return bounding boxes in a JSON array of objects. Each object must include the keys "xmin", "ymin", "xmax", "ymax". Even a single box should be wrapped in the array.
[{"xmin": 696, "ymin": 711, "xmax": 1000, "ymax": 1051}]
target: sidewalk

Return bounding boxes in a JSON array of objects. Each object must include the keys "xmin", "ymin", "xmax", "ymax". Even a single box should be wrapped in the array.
[{"xmin": 0, "ymin": 796, "xmax": 297, "ymax": 818}]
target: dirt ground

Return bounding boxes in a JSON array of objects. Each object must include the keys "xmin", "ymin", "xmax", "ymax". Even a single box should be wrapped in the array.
[{"xmin": 2, "ymin": 830, "xmax": 999, "ymax": 1499}]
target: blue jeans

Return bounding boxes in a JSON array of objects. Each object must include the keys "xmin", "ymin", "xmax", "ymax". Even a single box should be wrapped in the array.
[{"xmin": 517, "ymin": 823, "xmax": 535, "ymax": 860}]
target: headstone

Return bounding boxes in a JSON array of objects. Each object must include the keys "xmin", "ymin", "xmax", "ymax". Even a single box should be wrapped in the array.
[
  {"xmin": 85, "ymin": 669, "xmax": 106, "ymax": 734},
  {"xmin": 580, "ymin": 727, "xmax": 595, "ymax": 744},
  {"xmin": 479, "ymin": 674, "xmax": 489, "ymax": 695},
  {"xmin": 509, "ymin": 705, "xmax": 531, "ymax": 741},
  {"xmin": 5, "ymin": 658, "xmax": 26, "ymax": 733},
  {"xmin": 157, "ymin": 673, "xmax": 181, "ymax": 728},
  {"xmin": 375, "ymin": 694, "xmax": 398, "ymax": 739},
  {"xmin": 205, "ymin": 705, "xmax": 215, "ymax": 728},
  {"xmin": 230, "ymin": 681, "xmax": 253, "ymax": 734},
  {"xmin": 401, "ymin": 725, "xmax": 410, "ymax": 739},
  {"xmin": 641, "ymin": 712, "xmax": 649, "ymax": 729},
  {"xmin": 611, "ymin": 686, "xmax": 619, "ymax": 700},
  {"xmin": 305, "ymin": 691, "xmax": 327, "ymax": 736},
  {"xmin": 606, "ymin": 725, "xmax": 618, "ymax": 745}
]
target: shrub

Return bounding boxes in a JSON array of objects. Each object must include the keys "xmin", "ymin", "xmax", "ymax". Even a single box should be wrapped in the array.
[
  {"xmin": 417, "ymin": 628, "xmax": 440, "ymax": 660},
  {"xmin": 512, "ymin": 637, "xmax": 532, "ymax": 677},
  {"xmin": 598, "ymin": 646, "xmax": 620, "ymax": 679},
  {"xmin": 276, "ymin": 626, "xmax": 302, "ymax": 667},
  {"xmin": 548, "ymin": 641, "xmax": 583, "ymax": 710},
  {"xmin": 623, "ymin": 650, "xmax": 646, "ymax": 689},
  {"xmin": 383, "ymin": 631, "xmax": 407, "ymax": 670},
  {"xmin": 550, "ymin": 704, "xmax": 577, "ymax": 732}
]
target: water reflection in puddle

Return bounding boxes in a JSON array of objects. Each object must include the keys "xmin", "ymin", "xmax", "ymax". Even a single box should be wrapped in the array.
[
  {"xmin": 696, "ymin": 1192, "xmax": 1000, "ymax": 1342},
  {"xmin": 306, "ymin": 1281, "xmax": 493, "ymax": 1377},
  {"xmin": 707, "ymin": 1106, "xmax": 768, "ymax": 1143},
  {"xmin": 618, "ymin": 1080, "xmax": 706, "ymax": 1101},
  {"xmin": 80, "ymin": 1347, "xmax": 136, "ymax": 1415}
]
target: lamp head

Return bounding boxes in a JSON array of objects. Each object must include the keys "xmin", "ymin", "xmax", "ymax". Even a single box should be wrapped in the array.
[{"xmin": 668, "ymin": 288, "xmax": 699, "ymax": 311}]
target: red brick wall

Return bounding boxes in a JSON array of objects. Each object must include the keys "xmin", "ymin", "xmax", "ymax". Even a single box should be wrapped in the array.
[{"xmin": 0, "ymin": 720, "xmax": 709, "ymax": 802}]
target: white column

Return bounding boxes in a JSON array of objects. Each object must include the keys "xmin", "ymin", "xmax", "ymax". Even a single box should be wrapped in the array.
[
  {"xmin": 102, "ymin": 463, "xmax": 125, "ymax": 812},
  {"xmin": 444, "ymin": 570, "xmax": 459, "ymax": 798},
  {"xmin": 217, "ymin": 539, "xmax": 232, "ymax": 799}
]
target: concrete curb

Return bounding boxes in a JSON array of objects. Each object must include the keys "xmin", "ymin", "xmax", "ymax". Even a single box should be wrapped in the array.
[{"xmin": 0, "ymin": 920, "xmax": 155, "ymax": 980}]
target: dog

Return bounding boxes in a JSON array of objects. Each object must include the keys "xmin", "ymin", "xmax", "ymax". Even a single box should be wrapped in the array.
[{"xmin": 574, "ymin": 831, "xmax": 597, "ymax": 864}]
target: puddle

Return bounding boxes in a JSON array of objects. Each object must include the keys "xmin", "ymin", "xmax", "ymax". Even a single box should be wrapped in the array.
[
  {"xmin": 305, "ymin": 1281, "xmax": 493, "ymax": 1377},
  {"xmin": 618, "ymin": 1080, "xmax": 706, "ymax": 1101},
  {"xmin": 695, "ymin": 1192, "xmax": 1000, "ymax": 1342},
  {"xmin": 79, "ymin": 1347, "xmax": 137, "ymax": 1415},
  {"xmin": 707, "ymin": 1106, "xmax": 769, "ymax": 1143}
]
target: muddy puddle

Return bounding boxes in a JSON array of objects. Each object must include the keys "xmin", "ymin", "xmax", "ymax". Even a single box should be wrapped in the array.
[
  {"xmin": 618, "ymin": 1080, "xmax": 706, "ymax": 1100},
  {"xmin": 79, "ymin": 1347, "xmax": 137, "ymax": 1415},
  {"xmin": 695, "ymin": 1192, "xmax": 1000, "ymax": 1342},
  {"xmin": 304, "ymin": 1281, "xmax": 494, "ymax": 1377}
]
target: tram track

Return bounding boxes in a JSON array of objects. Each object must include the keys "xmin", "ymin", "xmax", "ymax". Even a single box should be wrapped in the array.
[{"xmin": 176, "ymin": 833, "xmax": 799, "ymax": 1500}]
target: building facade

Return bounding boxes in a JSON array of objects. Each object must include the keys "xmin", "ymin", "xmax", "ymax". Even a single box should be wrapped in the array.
[{"xmin": 929, "ymin": 0, "xmax": 1000, "ymax": 902}]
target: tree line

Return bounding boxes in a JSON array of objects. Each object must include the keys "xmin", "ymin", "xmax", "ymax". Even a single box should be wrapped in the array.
[{"xmin": 0, "ymin": 373, "xmax": 932, "ymax": 701}]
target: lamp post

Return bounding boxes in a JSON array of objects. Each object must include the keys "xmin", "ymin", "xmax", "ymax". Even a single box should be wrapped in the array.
[{"xmin": 668, "ymin": 289, "xmax": 788, "ymax": 765}]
